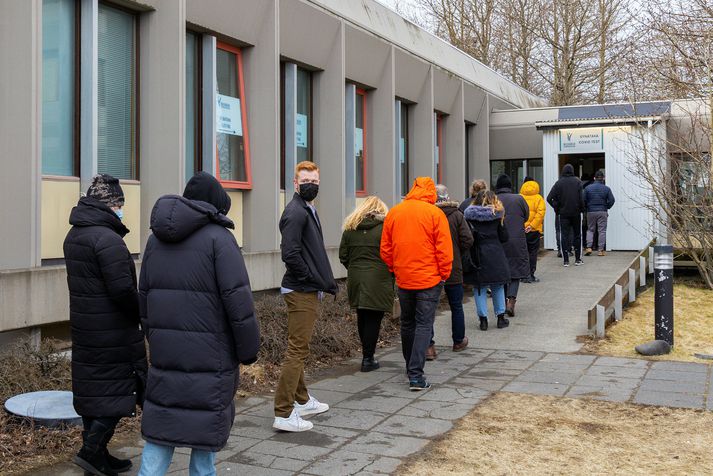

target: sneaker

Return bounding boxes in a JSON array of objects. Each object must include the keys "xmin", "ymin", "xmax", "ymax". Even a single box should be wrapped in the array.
[
  {"xmin": 273, "ymin": 409, "xmax": 313, "ymax": 432},
  {"xmin": 598, "ymin": 250, "xmax": 606, "ymax": 256},
  {"xmin": 563, "ymin": 262, "xmax": 570, "ymax": 267},
  {"xmin": 575, "ymin": 259, "xmax": 584, "ymax": 266},
  {"xmin": 557, "ymin": 251, "xmax": 562, "ymax": 258},
  {"xmin": 409, "ymin": 379, "xmax": 431, "ymax": 391},
  {"xmin": 521, "ymin": 276, "xmax": 533, "ymax": 283},
  {"xmin": 584, "ymin": 247, "xmax": 592, "ymax": 256},
  {"xmin": 293, "ymin": 395, "xmax": 329, "ymax": 417},
  {"xmin": 453, "ymin": 336, "xmax": 469, "ymax": 352},
  {"xmin": 531, "ymin": 275, "xmax": 541, "ymax": 283},
  {"xmin": 425, "ymin": 344, "xmax": 437, "ymax": 361}
]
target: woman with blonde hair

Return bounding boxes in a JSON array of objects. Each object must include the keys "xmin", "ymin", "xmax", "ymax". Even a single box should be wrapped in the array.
[
  {"xmin": 463, "ymin": 190, "xmax": 511, "ymax": 331},
  {"xmin": 339, "ymin": 196, "xmax": 395, "ymax": 372}
]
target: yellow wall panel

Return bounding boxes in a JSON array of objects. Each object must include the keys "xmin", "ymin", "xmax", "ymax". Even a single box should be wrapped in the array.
[
  {"xmin": 226, "ymin": 191, "xmax": 244, "ymax": 247},
  {"xmin": 41, "ymin": 179, "xmax": 81, "ymax": 259}
]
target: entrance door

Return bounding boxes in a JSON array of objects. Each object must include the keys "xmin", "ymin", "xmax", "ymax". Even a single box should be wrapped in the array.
[{"xmin": 558, "ymin": 153, "xmax": 605, "ymax": 182}]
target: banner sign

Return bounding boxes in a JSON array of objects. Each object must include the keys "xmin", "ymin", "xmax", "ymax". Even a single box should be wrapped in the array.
[{"xmin": 559, "ymin": 128, "xmax": 603, "ymax": 152}]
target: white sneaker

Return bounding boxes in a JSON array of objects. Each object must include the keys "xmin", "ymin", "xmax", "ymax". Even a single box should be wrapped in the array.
[
  {"xmin": 294, "ymin": 395, "xmax": 329, "ymax": 416},
  {"xmin": 273, "ymin": 409, "xmax": 313, "ymax": 432}
]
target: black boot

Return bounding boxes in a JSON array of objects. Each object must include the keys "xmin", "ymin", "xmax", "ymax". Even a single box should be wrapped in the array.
[
  {"xmin": 497, "ymin": 314, "xmax": 510, "ymax": 329},
  {"xmin": 361, "ymin": 357, "xmax": 380, "ymax": 372},
  {"xmin": 105, "ymin": 450, "xmax": 132, "ymax": 473},
  {"xmin": 73, "ymin": 420, "xmax": 119, "ymax": 476},
  {"xmin": 479, "ymin": 316, "xmax": 488, "ymax": 331}
]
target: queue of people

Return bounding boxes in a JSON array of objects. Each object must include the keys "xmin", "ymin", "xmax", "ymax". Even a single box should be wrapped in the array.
[{"xmin": 63, "ymin": 162, "xmax": 614, "ymax": 475}]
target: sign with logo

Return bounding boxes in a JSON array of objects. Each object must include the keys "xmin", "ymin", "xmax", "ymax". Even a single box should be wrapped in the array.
[
  {"xmin": 559, "ymin": 128, "xmax": 604, "ymax": 152},
  {"xmin": 216, "ymin": 94, "xmax": 242, "ymax": 136},
  {"xmin": 296, "ymin": 113, "xmax": 308, "ymax": 148}
]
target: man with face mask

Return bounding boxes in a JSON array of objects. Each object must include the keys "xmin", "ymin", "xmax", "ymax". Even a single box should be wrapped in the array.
[{"xmin": 273, "ymin": 161, "xmax": 338, "ymax": 432}]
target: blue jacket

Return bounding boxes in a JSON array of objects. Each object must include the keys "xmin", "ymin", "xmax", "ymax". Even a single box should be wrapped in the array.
[{"xmin": 584, "ymin": 181, "xmax": 615, "ymax": 212}]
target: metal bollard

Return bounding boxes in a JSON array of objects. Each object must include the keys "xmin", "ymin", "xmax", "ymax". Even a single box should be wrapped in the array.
[{"xmin": 654, "ymin": 245, "xmax": 674, "ymax": 346}]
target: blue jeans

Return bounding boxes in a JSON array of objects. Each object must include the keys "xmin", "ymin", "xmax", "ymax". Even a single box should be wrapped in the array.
[
  {"xmin": 138, "ymin": 441, "xmax": 216, "ymax": 476},
  {"xmin": 474, "ymin": 285, "xmax": 505, "ymax": 318},
  {"xmin": 398, "ymin": 283, "xmax": 442, "ymax": 381}
]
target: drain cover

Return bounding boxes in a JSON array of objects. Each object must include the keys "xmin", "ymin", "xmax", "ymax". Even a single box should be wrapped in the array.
[{"xmin": 4, "ymin": 390, "xmax": 81, "ymax": 428}]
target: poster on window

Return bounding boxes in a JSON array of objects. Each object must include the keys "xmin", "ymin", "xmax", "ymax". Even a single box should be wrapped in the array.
[
  {"xmin": 399, "ymin": 138, "xmax": 406, "ymax": 164},
  {"xmin": 296, "ymin": 113, "xmax": 308, "ymax": 148},
  {"xmin": 216, "ymin": 94, "xmax": 243, "ymax": 136},
  {"xmin": 355, "ymin": 128, "xmax": 363, "ymax": 155}
]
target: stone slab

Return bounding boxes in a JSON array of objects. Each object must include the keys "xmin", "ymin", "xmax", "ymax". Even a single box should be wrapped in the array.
[
  {"xmin": 513, "ymin": 370, "xmax": 582, "ymax": 385},
  {"xmin": 372, "ymin": 415, "xmax": 453, "ymax": 438},
  {"xmin": 341, "ymin": 431, "xmax": 430, "ymax": 458},
  {"xmin": 397, "ymin": 400, "xmax": 475, "ymax": 420},
  {"xmin": 417, "ymin": 385, "xmax": 489, "ymax": 404},
  {"xmin": 302, "ymin": 450, "xmax": 376, "ymax": 476},
  {"xmin": 231, "ymin": 415, "xmax": 280, "ymax": 440},
  {"xmin": 592, "ymin": 357, "xmax": 649, "ymax": 368},
  {"xmin": 638, "ymin": 379, "xmax": 707, "ymax": 395},
  {"xmin": 539, "ymin": 354, "xmax": 597, "ymax": 365},
  {"xmin": 584, "ymin": 365, "xmax": 648, "ymax": 379},
  {"xmin": 645, "ymin": 369, "xmax": 710, "ymax": 383},
  {"xmin": 474, "ymin": 358, "xmax": 535, "ymax": 370},
  {"xmin": 633, "ymin": 390, "xmax": 705, "ymax": 409},
  {"xmin": 213, "ymin": 462, "xmax": 292, "ymax": 476},
  {"xmin": 566, "ymin": 385, "xmax": 634, "ymax": 403},
  {"xmin": 575, "ymin": 374, "xmax": 641, "ymax": 389},
  {"xmin": 309, "ymin": 407, "xmax": 389, "ymax": 430},
  {"xmin": 649, "ymin": 361, "xmax": 710, "ymax": 373},
  {"xmin": 501, "ymin": 381, "xmax": 570, "ymax": 397},
  {"xmin": 270, "ymin": 424, "xmax": 359, "ymax": 449},
  {"xmin": 248, "ymin": 440, "xmax": 332, "ymax": 461},
  {"xmin": 527, "ymin": 361, "xmax": 591, "ymax": 374},
  {"xmin": 449, "ymin": 377, "xmax": 508, "ymax": 391},
  {"xmin": 489, "ymin": 350, "xmax": 545, "ymax": 361},
  {"xmin": 464, "ymin": 368, "xmax": 523, "ymax": 380},
  {"xmin": 335, "ymin": 394, "xmax": 412, "ymax": 413}
]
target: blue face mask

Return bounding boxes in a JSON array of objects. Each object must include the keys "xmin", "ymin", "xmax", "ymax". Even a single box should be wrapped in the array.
[{"xmin": 115, "ymin": 209, "xmax": 124, "ymax": 220}]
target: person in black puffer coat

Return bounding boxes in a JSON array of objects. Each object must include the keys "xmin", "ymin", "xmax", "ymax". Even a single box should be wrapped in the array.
[
  {"xmin": 64, "ymin": 174, "xmax": 147, "ymax": 476},
  {"xmin": 547, "ymin": 163, "xmax": 585, "ymax": 266},
  {"xmin": 137, "ymin": 172, "xmax": 260, "ymax": 475},
  {"xmin": 463, "ymin": 190, "xmax": 511, "ymax": 331}
]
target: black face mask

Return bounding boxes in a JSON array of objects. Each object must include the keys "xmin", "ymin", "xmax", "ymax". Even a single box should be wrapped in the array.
[{"xmin": 299, "ymin": 183, "xmax": 319, "ymax": 202}]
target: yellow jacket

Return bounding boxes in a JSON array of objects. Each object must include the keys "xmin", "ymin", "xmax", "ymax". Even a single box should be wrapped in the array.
[{"xmin": 520, "ymin": 180, "xmax": 546, "ymax": 234}]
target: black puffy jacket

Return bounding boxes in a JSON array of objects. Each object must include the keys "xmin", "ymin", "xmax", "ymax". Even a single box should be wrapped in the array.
[
  {"xmin": 139, "ymin": 195, "xmax": 260, "ymax": 451},
  {"xmin": 463, "ymin": 205, "xmax": 511, "ymax": 287},
  {"xmin": 280, "ymin": 193, "xmax": 338, "ymax": 294},
  {"xmin": 63, "ymin": 197, "xmax": 147, "ymax": 418},
  {"xmin": 547, "ymin": 164, "xmax": 585, "ymax": 217}
]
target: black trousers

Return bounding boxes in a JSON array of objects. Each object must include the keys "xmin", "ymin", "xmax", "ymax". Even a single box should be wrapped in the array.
[
  {"xmin": 555, "ymin": 214, "xmax": 561, "ymax": 252},
  {"xmin": 560, "ymin": 215, "xmax": 582, "ymax": 262},
  {"xmin": 357, "ymin": 309, "xmax": 384, "ymax": 358},
  {"xmin": 81, "ymin": 416, "xmax": 121, "ymax": 454},
  {"xmin": 526, "ymin": 231, "xmax": 541, "ymax": 276}
]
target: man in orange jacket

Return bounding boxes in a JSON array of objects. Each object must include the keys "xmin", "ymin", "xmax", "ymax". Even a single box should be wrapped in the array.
[{"xmin": 380, "ymin": 177, "xmax": 453, "ymax": 390}]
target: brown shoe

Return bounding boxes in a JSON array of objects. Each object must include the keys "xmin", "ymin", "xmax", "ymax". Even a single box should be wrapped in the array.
[
  {"xmin": 453, "ymin": 336, "xmax": 469, "ymax": 352},
  {"xmin": 425, "ymin": 344, "xmax": 437, "ymax": 361},
  {"xmin": 598, "ymin": 250, "xmax": 606, "ymax": 256},
  {"xmin": 585, "ymin": 248, "xmax": 593, "ymax": 256},
  {"xmin": 506, "ymin": 297, "xmax": 516, "ymax": 317}
]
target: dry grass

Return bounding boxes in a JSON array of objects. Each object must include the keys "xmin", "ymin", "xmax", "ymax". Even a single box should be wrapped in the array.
[
  {"xmin": 398, "ymin": 392, "xmax": 713, "ymax": 475},
  {"xmin": 583, "ymin": 281, "xmax": 713, "ymax": 362}
]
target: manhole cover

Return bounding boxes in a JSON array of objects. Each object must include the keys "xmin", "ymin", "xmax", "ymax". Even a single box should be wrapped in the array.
[{"xmin": 4, "ymin": 390, "xmax": 81, "ymax": 428}]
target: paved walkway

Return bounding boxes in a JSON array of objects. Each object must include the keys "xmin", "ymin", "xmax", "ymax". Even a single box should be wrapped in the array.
[{"xmin": 434, "ymin": 250, "xmax": 638, "ymax": 353}]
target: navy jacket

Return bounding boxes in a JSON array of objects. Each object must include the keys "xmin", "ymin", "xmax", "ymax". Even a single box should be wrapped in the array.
[
  {"xmin": 584, "ymin": 181, "xmax": 615, "ymax": 212},
  {"xmin": 139, "ymin": 195, "xmax": 260, "ymax": 451},
  {"xmin": 280, "ymin": 193, "xmax": 338, "ymax": 294}
]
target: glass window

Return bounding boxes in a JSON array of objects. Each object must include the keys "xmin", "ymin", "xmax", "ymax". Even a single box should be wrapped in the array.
[
  {"xmin": 435, "ymin": 114, "xmax": 443, "ymax": 183},
  {"xmin": 42, "ymin": 0, "xmax": 76, "ymax": 176},
  {"xmin": 528, "ymin": 159, "xmax": 544, "ymax": 188},
  {"xmin": 296, "ymin": 67, "xmax": 312, "ymax": 163},
  {"xmin": 400, "ymin": 103, "xmax": 410, "ymax": 196},
  {"xmin": 465, "ymin": 123, "xmax": 473, "ymax": 196},
  {"xmin": 216, "ymin": 43, "xmax": 251, "ymax": 186},
  {"xmin": 490, "ymin": 159, "xmax": 524, "ymax": 190},
  {"xmin": 97, "ymin": 4, "xmax": 137, "ymax": 180},
  {"xmin": 185, "ymin": 32, "xmax": 201, "ymax": 182},
  {"xmin": 355, "ymin": 89, "xmax": 367, "ymax": 194}
]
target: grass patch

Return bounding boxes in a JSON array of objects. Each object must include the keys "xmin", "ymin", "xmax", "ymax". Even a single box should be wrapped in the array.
[
  {"xmin": 583, "ymin": 280, "xmax": 713, "ymax": 362},
  {"xmin": 398, "ymin": 392, "xmax": 713, "ymax": 475}
]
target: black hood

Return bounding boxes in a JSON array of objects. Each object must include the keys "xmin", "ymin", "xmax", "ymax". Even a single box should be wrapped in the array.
[
  {"xmin": 356, "ymin": 214, "xmax": 385, "ymax": 230},
  {"xmin": 562, "ymin": 164, "xmax": 575, "ymax": 177},
  {"xmin": 495, "ymin": 174, "xmax": 513, "ymax": 191},
  {"xmin": 183, "ymin": 172, "xmax": 231, "ymax": 215},
  {"xmin": 150, "ymin": 195, "xmax": 234, "ymax": 243},
  {"xmin": 69, "ymin": 197, "xmax": 129, "ymax": 237}
]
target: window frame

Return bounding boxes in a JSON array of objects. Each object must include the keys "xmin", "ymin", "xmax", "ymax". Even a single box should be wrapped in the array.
[
  {"xmin": 215, "ymin": 41, "xmax": 252, "ymax": 189},
  {"xmin": 185, "ymin": 30, "xmax": 203, "ymax": 179},
  {"xmin": 400, "ymin": 102, "xmax": 410, "ymax": 197},
  {"xmin": 355, "ymin": 87, "xmax": 368, "ymax": 196},
  {"xmin": 435, "ymin": 113, "xmax": 443, "ymax": 183}
]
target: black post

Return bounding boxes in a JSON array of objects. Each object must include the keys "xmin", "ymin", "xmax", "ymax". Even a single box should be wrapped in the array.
[{"xmin": 654, "ymin": 245, "xmax": 674, "ymax": 346}]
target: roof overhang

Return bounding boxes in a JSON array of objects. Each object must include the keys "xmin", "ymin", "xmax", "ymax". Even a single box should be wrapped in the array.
[{"xmin": 535, "ymin": 115, "xmax": 668, "ymax": 130}]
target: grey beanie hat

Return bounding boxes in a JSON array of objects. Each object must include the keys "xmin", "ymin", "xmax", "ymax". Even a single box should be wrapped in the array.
[{"xmin": 86, "ymin": 174, "xmax": 125, "ymax": 207}]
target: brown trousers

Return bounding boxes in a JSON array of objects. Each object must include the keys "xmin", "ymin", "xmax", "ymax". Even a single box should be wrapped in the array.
[{"xmin": 274, "ymin": 291, "xmax": 319, "ymax": 417}]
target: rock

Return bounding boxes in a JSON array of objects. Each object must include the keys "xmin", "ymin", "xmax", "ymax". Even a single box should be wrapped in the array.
[
  {"xmin": 635, "ymin": 340, "xmax": 672, "ymax": 356},
  {"xmin": 4, "ymin": 390, "xmax": 81, "ymax": 428}
]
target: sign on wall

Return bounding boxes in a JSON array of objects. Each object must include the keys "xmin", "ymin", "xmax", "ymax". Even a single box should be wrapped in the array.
[
  {"xmin": 296, "ymin": 113, "xmax": 308, "ymax": 148},
  {"xmin": 559, "ymin": 128, "xmax": 603, "ymax": 152},
  {"xmin": 216, "ymin": 94, "xmax": 242, "ymax": 136}
]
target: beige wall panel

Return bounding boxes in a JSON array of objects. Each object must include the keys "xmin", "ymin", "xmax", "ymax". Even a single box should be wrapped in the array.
[
  {"xmin": 345, "ymin": 24, "xmax": 389, "ymax": 87},
  {"xmin": 0, "ymin": 0, "xmax": 41, "ymax": 270},
  {"xmin": 394, "ymin": 49, "xmax": 429, "ymax": 102},
  {"xmin": 122, "ymin": 183, "xmax": 141, "ymax": 254},
  {"xmin": 41, "ymin": 179, "xmax": 80, "ymax": 260},
  {"xmin": 280, "ymin": 0, "xmax": 340, "ymax": 69},
  {"xmin": 225, "ymin": 191, "xmax": 244, "ymax": 247},
  {"xmin": 186, "ymin": 0, "xmax": 270, "ymax": 45},
  {"xmin": 433, "ymin": 68, "xmax": 460, "ymax": 114}
]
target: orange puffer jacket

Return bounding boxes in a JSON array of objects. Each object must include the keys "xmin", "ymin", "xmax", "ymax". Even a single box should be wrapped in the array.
[
  {"xmin": 520, "ymin": 180, "xmax": 546, "ymax": 234},
  {"xmin": 380, "ymin": 177, "xmax": 453, "ymax": 290}
]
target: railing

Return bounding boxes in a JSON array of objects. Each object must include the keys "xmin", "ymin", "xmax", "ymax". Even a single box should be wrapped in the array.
[{"xmin": 587, "ymin": 239, "xmax": 656, "ymax": 337}]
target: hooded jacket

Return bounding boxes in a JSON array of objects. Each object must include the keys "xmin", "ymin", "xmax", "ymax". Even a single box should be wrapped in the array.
[
  {"xmin": 435, "ymin": 201, "xmax": 474, "ymax": 285},
  {"xmin": 462, "ymin": 205, "xmax": 511, "ymax": 288},
  {"xmin": 520, "ymin": 180, "xmax": 546, "ymax": 234},
  {"xmin": 63, "ymin": 197, "xmax": 147, "ymax": 418},
  {"xmin": 339, "ymin": 215, "xmax": 395, "ymax": 312},
  {"xmin": 495, "ymin": 182, "xmax": 531, "ymax": 280},
  {"xmin": 547, "ymin": 164, "xmax": 585, "ymax": 217},
  {"xmin": 380, "ymin": 177, "xmax": 453, "ymax": 290},
  {"xmin": 139, "ymin": 184, "xmax": 260, "ymax": 451},
  {"xmin": 280, "ymin": 193, "xmax": 338, "ymax": 295}
]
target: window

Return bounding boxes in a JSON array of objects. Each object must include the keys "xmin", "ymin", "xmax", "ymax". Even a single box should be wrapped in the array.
[
  {"xmin": 399, "ymin": 102, "xmax": 410, "ymax": 196},
  {"xmin": 280, "ymin": 63, "xmax": 313, "ymax": 190},
  {"xmin": 185, "ymin": 32, "xmax": 202, "ymax": 182},
  {"xmin": 435, "ymin": 114, "xmax": 443, "ymax": 183},
  {"xmin": 528, "ymin": 159, "xmax": 544, "ymax": 188},
  {"xmin": 97, "ymin": 3, "xmax": 138, "ymax": 180},
  {"xmin": 42, "ymin": 0, "xmax": 77, "ymax": 176},
  {"xmin": 296, "ymin": 67, "xmax": 312, "ymax": 164},
  {"xmin": 216, "ymin": 42, "xmax": 251, "ymax": 187},
  {"xmin": 355, "ymin": 88, "xmax": 367, "ymax": 194},
  {"xmin": 465, "ymin": 123, "xmax": 474, "ymax": 196},
  {"xmin": 490, "ymin": 159, "xmax": 524, "ymax": 190}
]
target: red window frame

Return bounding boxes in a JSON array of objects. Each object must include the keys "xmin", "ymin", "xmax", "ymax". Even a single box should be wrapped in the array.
[
  {"xmin": 215, "ymin": 41, "xmax": 252, "ymax": 189},
  {"xmin": 436, "ymin": 114, "xmax": 443, "ymax": 183},
  {"xmin": 356, "ymin": 88, "xmax": 368, "ymax": 196}
]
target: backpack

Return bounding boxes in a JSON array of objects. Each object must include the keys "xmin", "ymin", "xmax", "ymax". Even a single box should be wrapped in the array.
[{"xmin": 461, "ymin": 221, "xmax": 481, "ymax": 274}]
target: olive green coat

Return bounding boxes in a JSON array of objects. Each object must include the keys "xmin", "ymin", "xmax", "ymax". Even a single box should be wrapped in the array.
[{"xmin": 339, "ymin": 216, "xmax": 395, "ymax": 312}]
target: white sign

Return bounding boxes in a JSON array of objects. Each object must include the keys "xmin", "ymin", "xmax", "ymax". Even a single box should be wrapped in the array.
[
  {"xmin": 355, "ymin": 128, "xmax": 363, "ymax": 155},
  {"xmin": 559, "ymin": 128, "xmax": 603, "ymax": 152},
  {"xmin": 296, "ymin": 113, "xmax": 308, "ymax": 148},
  {"xmin": 399, "ymin": 138, "xmax": 406, "ymax": 164},
  {"xmin": 216, "ymin": 94, "xmax": 242, "ymax": 136}
]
